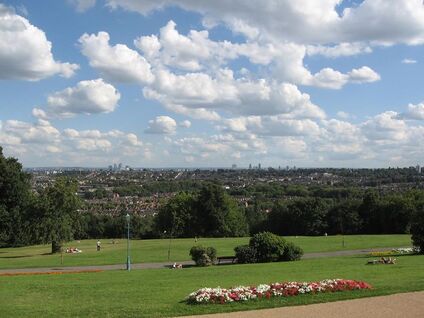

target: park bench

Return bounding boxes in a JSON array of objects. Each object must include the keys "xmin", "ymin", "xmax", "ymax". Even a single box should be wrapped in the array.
[{"xmin": 217, "ymin": 256, "xmax": 237, "ymax": 264}]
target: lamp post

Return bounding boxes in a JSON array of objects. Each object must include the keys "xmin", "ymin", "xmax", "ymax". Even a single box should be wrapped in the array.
[
  {"xmin": 167, "ymin": 231, "xmax": 172, "ymax": 261},
  {"xmin": 126, "ymin": 213, "xmax": 131, "ymax": 271}
]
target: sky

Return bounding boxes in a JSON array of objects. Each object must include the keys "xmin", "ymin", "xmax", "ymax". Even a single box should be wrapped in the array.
[{"xmin": 1, "ymin": 0, "xmax": 424, "ymax": 168}]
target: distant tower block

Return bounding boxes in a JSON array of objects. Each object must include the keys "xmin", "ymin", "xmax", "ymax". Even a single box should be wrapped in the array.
[
  {"xmin": 258, "ymin": 163, "xmax": 261, "ymax": 170},
  {"xmin": 249, "ymin": 163, "xmax": 252, "ymax": 169}
]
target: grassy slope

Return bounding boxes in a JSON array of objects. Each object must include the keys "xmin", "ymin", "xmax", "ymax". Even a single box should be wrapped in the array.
[
  {"xmin": 0, "ymin": 235, "xmax": 412, "ymax": 269},
  {"xmin": 0, "ymin": 254, "xmax": 423, "ymax": 318}
]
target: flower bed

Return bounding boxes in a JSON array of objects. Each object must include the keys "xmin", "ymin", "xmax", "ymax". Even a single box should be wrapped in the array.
[
  {"xmin": 391, "ymin": 247, "xmax": 420, "ymax": 254},
  {"xmin": 187, "ymin": 279, "xmax": 372, "ymax": 304}
]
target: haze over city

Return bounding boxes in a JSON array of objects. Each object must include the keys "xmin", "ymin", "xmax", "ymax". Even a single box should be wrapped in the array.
[{"xmin": 1, "ymin": 0, "xmax": 424, "ymax": 168}]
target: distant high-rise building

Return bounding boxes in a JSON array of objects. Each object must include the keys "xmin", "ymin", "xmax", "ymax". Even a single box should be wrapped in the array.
[
  {"xmin": 249, "ymin": 163, "xmax": 252, "ymax": 169},
  {"xmin": 231, "ymin": 164, "xmax": 237, "ymax": 169},
  {"xmin": 258, "ymin": 163, "xmax": 261, "ymax": 169},
  {"xmin": 416, "ymin": 165, "xmax": 421, "ymax": 173}
]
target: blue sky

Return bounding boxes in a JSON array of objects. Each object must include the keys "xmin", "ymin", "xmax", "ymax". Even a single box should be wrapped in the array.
[{"xmin": 1, "ymin": 0, "xmax": 424, "ymax": 168}]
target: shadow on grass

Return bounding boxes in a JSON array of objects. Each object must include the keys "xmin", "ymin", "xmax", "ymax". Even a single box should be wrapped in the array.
[{"xmin": 0, "ymin": 255, "xmax": 34, "ymax": 259}]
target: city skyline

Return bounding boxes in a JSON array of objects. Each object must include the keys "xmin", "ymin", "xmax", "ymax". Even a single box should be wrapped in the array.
[{"xmin": 1, "ymin": 0, "xmax": 424, "ymax": 168}]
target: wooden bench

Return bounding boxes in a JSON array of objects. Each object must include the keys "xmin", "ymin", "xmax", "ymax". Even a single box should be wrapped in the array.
[{"xmin": 217, "ymin": 256, "xmax": 237, "ymax": 264}]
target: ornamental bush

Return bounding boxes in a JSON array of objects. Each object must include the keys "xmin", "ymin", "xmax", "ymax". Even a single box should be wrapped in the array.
[
  {"xmin": 234, "ymin": 245, "xmax": 257, "ymax": 263},
  {"xmin": 234, "ymin": 232, "xmax": 303, "ymax": 263},
  {"xmin": 189, "ymin": 245, "xmax": 217, "ymax": 266},
  {"xmin": 249, "ymin": 232, "xmax": 286, "ymax": 262},
  {"xmin": 281, "ymin": 241, "xmax": 304, "ymax": 261}
]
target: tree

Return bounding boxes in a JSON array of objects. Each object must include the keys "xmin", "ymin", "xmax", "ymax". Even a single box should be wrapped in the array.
[
  {"xmin": 155, "ymin": 192, "xmax": 195, "ymax": 237},
  {"xmin": 326, "ymin": 200, "xmax": 362, "ymax": 235},
  {"xmin": 0, "ymin": 147, "xmax": 33, "ymax": 247},
  {"xmin": 358, "ymin": 191, "xmax": 380, "ymax": 233},
  {"xmin": 411, "ymin": 205, "xmax": 424, "ymax": 254},
  {"xmin": 38, "ymin": 178, "xmax": 81, "ymax": 253},
  {"xmin": 194, "ymin": 183, "xmax": 248, "ymax": 237},
  {"xmin": 267, "ymin": 198, "xmax": 328, "ymax": 236}
]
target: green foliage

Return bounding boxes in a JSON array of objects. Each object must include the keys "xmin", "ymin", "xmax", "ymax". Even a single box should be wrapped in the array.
[
  {"xmin": 281, "ymin": 242, "xmax": 304, "ymax": 261},
  {"xmin": 326, "ymin": 200, "xmax": 362, "ymax": 235},
  {"xmin": 234, "ymin": 232, "xmax": 303, "ymax": 263},
  {"xmin": 411, "ymin": 205, "xmax": 424, "ymax": 254},
  {"xmin": 155, "ymin": 183, "xmax": 248, "ymax": 238},
  {"xmin": 267, "ymin": 198, "xmax": 329, "ymax": 236},
  {"xmin": 189, "ymin": 245, "xmax": 217, "ymax": 266},
  {"xmin": 0, "ymin": 147, "xmax": 33, "ymax": 247},
  {"xmin": 234, "ymin": 245, "xmax": 257, "ymax": 264},
  {"xmin": 194, "ymin": 183, "xmax": 248, "ymax": 237},
  {"xmin": 37, "ymin": 178, "xmax": 82, "ymax": 253},
  {"xmin": 155, "ymin": 192, "xmax": 195, "ymax": 237},
  {"xmin": 249, "ymin": 232, "xmax": 287, "ymax": 262}
]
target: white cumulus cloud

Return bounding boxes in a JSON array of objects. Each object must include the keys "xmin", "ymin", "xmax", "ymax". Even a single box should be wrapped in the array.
[
  {"xmin": 79, "ymin": 31, "xmax": 154, "ymax": 84},
  {"xmin": 41, "ymin": 79, "xmax": 120, "ymax": 118},
  {"xmin": 0, "ymin": 4, "xmax": 78, "ymax": 81},
  {"xmin": 145, "ymin": 116, "xmax": 177, "ymax": 134}
]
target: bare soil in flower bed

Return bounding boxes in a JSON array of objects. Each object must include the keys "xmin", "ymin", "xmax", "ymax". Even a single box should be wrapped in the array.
[{"xmin": 181, "ymin": 291, "xmax": 424, "ymax": 318}]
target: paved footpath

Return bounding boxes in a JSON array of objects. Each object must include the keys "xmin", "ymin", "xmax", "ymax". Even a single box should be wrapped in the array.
[
  {"xmin": 180, "ymin": 291, "xmax": 424, "ymax": 318},
  {"xmin": 0, "ymin": 247, "xmax": 400, "ymax": 274}
]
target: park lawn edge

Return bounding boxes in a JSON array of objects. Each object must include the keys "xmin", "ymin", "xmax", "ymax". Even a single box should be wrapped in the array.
[{"xmin": 0, "ymin": 254, "xmax": 423, "ymax": 318}]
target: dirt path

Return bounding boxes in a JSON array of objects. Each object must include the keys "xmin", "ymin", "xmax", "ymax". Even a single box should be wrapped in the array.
[
  {"xmin": 179, "ymin": 291, "xmax": 424, "ymax": 318},
  {"xmin": 0, "ymin": 247, "xmax": 401, "ymax": 274}
]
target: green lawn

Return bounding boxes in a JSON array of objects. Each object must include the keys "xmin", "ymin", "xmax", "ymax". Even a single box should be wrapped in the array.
[
  {"xmin": 0, "ymin": 234, "xmax": 412, "ymax": 269},
  {"xmin": 0, "ymin": 254, "xmax": 423, "ymax": 317}
]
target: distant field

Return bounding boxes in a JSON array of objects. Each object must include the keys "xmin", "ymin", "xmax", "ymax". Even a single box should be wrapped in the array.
[
  {"xmin": 0, "ymin": 254, "xmax": 423, "ymax": 318},
  {"xmin": 0, "ymin": 234, "xmax": 412, "ymax": 269}
]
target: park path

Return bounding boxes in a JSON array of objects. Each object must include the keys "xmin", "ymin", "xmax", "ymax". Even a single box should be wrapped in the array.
[
  {"xmin": 0, "ymin": 247, "xmax": 400, "ymax": 275},
  {"xmin": 179, "ymin": 291, "xmax": 424, "ymax": 318}
]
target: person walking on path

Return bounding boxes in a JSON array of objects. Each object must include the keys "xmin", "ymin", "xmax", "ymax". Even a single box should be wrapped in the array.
[{"xmin": 96, "ymin": 240, "xmax": 101, "ymax": 251}]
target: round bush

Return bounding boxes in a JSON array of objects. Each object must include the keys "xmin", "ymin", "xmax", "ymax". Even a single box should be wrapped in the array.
[
  {"xmin": 249, "ymin": 232, "xmax": 286, "ymax": 262},
  {"xmin": 281, "ymin": 241, "xmax": 304, "ymax": 261},
  {"xmin": 234, "ymin": 245, "xmax": 257, "ymax": 263},
  {"xmin": 189, "ymin": 245, "xmax": 217, "ymax": 266}
]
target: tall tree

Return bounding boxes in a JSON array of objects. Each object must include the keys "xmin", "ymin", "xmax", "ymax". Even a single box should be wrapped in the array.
[
  {"xmin": 155, "ymin": 192, "xmax": 195, "ymax": 237},
  {"xmin": 38, "ymin": 178, "xmax": 81, "ymax": 253},
  {"xmin": 0, "ymin": 147, "xmax": 33, "ymax": 247},
  {"xmin": 194, "ymin": 183, "xmax": 248, "ymax": 237}
]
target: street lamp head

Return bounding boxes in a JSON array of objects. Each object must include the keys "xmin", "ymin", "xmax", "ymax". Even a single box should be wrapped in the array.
[{"xmin": 126, "ymin": 213, "xmax": 130, "ymax": 222}]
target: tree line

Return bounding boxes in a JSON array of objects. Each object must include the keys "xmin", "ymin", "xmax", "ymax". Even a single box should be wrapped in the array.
[{"xmin": 1, "ymin": 147, "xmax": 423, "ymax": 253}]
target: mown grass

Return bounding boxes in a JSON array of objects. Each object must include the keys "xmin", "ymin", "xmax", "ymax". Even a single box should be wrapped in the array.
[
  {"xmin": 0, "ymin": 254, "xmax": 423, "ymax": 317},
  {"xmin": 0, "ymin": 234, "xmax": 412, "ymax": 269}
]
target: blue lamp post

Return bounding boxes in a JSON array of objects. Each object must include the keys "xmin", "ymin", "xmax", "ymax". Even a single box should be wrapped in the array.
[{"xmin": 126, "ymin": 213, "xmax": 131, "ymax": 271}]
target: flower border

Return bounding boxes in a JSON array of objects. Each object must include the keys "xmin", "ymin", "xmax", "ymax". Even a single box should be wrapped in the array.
[{"xmin": 187, "ymin": 279, "xmax": 372, "ymax": 304}]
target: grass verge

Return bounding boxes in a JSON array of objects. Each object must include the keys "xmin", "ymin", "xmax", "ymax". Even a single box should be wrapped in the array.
[
  {"xmin": 0, "ymin": 254, "xmax": 423, "ymax": 317},
  {"xmin": 0, "ymin": 234, "xmax": 412, "ymax": 269}
]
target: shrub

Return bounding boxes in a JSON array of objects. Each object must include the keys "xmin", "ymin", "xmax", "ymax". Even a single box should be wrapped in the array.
[
  {"xmin": 189, "ymin": 245, "xmax": 217, "ymax": 266},
  {"xmin": 234, "ymin": 245, "xmax": 257, "ymax": 263},
  {"xmin": 206, "ymin": 246, "xmax": 217, "ymax": 262},
  {"xmin": 281, "ymin": 241, "xmax": 304, "ymax": 261},
  {"xmin": 249, "ymin": 232, "xmax": 286, "ymax": 262},
  {"xmin": 411, "ymin": 207, "xmax": 424, "ymax": 254}
]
